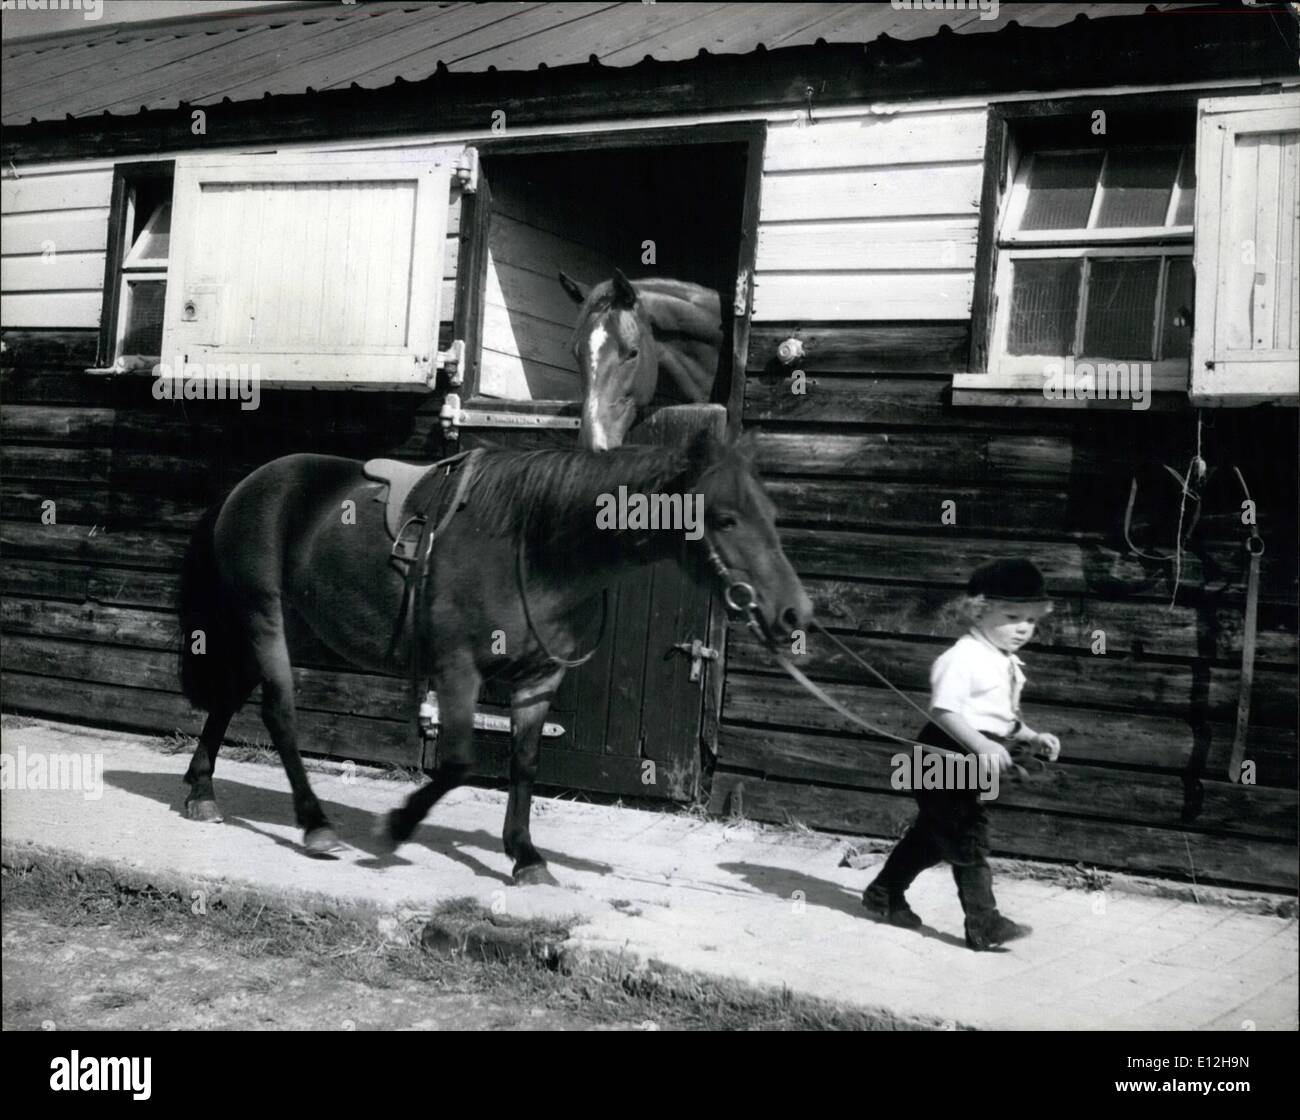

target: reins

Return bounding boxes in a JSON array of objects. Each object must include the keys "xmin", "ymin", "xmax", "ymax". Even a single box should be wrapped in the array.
[
  {"xmin": 515, "ymin": 537, "xmax": 609, "ymax": 669},
  {"xmin": 702, "ymin": 539, "xmax": 965, "ymax": 758}
]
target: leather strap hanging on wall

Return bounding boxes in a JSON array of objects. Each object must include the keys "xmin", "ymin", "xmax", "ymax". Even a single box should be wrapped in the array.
[{"xmin": 1228, "ymin": 466, "xmax": 1264, "ymax": 783}]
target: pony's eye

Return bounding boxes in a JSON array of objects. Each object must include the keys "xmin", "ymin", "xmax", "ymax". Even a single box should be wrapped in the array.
[
  {"xmin": 625, "ymin": 348, "xmax": 639, "ymax": 361},
  {"xmin": 715, "ymin": 513, "xmax": 738, "ymax": 532}
]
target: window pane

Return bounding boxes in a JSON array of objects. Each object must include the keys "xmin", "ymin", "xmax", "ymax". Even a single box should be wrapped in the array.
[
  {"xmin": 1020, "ymin": 152, "xmax": 1102, "ymax": 231},
  {"xmin": 1082, "ymin": 258, "xmax": 1159, "ymax": 358},
  {"xmin": 1172, "ymin": 146, "xmax": 1196, "ymax": 227},
  {"xmin": 132, "ymin": 202, "xmax": 171, "ymax": 261},
  {"xmin": 1095, "ymin": 149, "xmax": 1181, "ymax": 229},
  {"xmin": 1007, "ymin": 258, "xmax": 1080, "ymax": 354},
  {"xmin": 122, "ymin": 279, "xmax": 166, "ymax": 356},
  {"xmin": 1160, "ymin": 257, "xmax": 1194, "ymax": 360}
]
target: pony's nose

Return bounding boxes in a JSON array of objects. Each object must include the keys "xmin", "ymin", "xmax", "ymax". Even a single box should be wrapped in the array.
[{"xmin": 783, "ymin": 589, "xmax": 814, "ymax": 632}]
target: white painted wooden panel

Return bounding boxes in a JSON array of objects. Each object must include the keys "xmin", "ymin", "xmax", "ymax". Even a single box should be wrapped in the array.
[
  {"xmin": 1, "ymin": 251, "xmax": 104, "ymax": 292},
  {"xmin": 191, "ymin": 179, "xmax": 418, "ymax": 349},
  {"xmin": 752, "ymin": 271, "xmax": 972, "ymax": 321},
  {"xmin": 0, "ymin": 290, "xmax": 101, "ymax": 328},
  {"xmin": 162, "ymin": 148, "xmax": 459, "ymax": 385},
  {"xmin": 757, "ymin": 218, "xmax": 978, "ymax": 272},
  {"xmin": 763, "ymin": 109, "xmax": 987, "ymax": 172},
  {"xmin": 1192, "ymin": 94, "xmax": 1300, "ymax": 404},
  {"xmin": 1, "ymin": 169, "xmax": 112, "ymax": 214},
  {"xmin": 1, "ymin": 208, "xmax": 110, "ymax": 255},
  {"xmin": 761, "ymin": 162, "xmax": 983, "ymax": 222}
]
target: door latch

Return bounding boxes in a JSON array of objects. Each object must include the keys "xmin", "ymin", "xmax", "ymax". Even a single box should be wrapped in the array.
[
  {"xmin": 668, "ymin": 638, "xmax": 720, "ymax": 683},
  {"xmin": 437, "ymin": 339, "xmax": 466, "ymax": 386}
]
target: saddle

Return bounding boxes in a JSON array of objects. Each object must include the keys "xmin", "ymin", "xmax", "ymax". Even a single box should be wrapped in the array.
[
  {"xmin": 363, "ymin": 450, "xmax": 476, "ymax": 566},
  {"xmin": 362, "ymin": 449, "xmax": 483, "ymax": 730}
]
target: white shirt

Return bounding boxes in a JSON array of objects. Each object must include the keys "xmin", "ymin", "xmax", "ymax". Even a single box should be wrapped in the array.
[{"xmin": 928, "ymin": 629, "xmax": 1026, "ymax": 738}]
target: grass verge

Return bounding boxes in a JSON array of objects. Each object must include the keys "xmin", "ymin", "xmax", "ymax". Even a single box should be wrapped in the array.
[{"xmin": 1, "ymin": 857, "xmax": 943, "ymax": 1031}]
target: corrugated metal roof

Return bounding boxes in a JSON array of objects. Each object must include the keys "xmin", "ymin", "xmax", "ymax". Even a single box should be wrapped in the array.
[{"xmin": 2, "ymin": 2, "xmax": 1187, "ymax": 127}]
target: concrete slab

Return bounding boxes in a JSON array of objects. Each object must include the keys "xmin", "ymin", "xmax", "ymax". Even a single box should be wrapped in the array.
[{"xmin": 2, "ymin": 718, "xmax": 1296, "ymax": 1030}]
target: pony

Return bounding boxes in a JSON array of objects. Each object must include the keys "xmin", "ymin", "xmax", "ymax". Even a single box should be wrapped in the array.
[
  {"xmin": 178, "ymin": 432, "xmax": 812, "ymax": 883},
  {"xmin": 559, "ymin": 269, "xmax": 723, "ymax": 450}
]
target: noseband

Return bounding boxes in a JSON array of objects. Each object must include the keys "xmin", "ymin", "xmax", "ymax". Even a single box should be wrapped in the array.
[{"xmin": 704, "ymin": 537, "xmax": 761, "ymax": 619}]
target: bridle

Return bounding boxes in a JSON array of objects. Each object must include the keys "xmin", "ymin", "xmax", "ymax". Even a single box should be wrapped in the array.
[{"xmin": 704, "ymin": 536, "xmax": 759, "ymax": 616}]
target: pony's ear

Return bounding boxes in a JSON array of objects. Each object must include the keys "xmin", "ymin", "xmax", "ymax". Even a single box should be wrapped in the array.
[
  {"xmin": 611, "ymin": 268, "xmax": 638, "ymax": 309},
  {"xmin": 731, "ymin": 428, "xmax": 759, "ymax": 467},
  {"xmin": 686, "ymin": 428, "xmax": 727, "ymax": 469},
  {"xmin": 558, "ymin": 271, "xmax": 587, "ymax": 305}
]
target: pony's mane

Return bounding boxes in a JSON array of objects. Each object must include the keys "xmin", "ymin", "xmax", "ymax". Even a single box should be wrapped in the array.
[{"xmin": 465, "ymin": 443, "xmax": 703, "ymax": 562}]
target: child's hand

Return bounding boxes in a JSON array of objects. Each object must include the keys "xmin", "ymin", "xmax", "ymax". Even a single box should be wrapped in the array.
[
  {"xmin": 1032, "ymin": 732, "xmax": 1061, "ymax": 761},
  {"xmin": 974, "ymin": 739, "xmax": 1013, "ymax": 771}
]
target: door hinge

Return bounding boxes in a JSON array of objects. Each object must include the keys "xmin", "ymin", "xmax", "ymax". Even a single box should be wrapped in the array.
[
  {"xmin": 454, "ymin": 148, "xmax": 479, "ymax": 194},
  {"xmin": 733, "ymin": 267, "xmax": 750, "ymax": 317},
  {"xmin": 436, "ymin": 339, "xmax": 466, "ymax": 386},
  {"xmin": 440, "ymin": 391, "xmax": 462, "ymax": 441},
  {"xmin": 669, "ymin": 638, "xmax": 720, "ymax": 684}
]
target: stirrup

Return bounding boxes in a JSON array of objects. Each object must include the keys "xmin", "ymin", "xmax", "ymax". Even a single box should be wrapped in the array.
[{"xmin": 390, "ymin": 514, "xmax": 426, "ymax": 566}]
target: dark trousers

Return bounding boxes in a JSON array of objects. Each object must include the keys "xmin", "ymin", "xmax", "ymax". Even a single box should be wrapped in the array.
[{"xmin": 873, "ymin": 722, "xmax": 998, "ymax": 921}]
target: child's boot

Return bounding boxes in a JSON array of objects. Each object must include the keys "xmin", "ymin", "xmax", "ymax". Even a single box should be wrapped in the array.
[
  {"xmin": 862, "ymin": 880, "xmax": 922, "ymax": 930},
  {"xmin": 862, "ymin": 827, "xmax": 937, "ymax": 929},
  {"xmin": 953, "ymin": 865, "xmax": 1032, "ymax": 950}
]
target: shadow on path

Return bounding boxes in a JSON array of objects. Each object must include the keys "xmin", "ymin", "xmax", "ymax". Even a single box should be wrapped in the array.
[
  {"xmin": 720, "ymin": 860, "xmax": 968, "ymax": 949},
  {"xmin": 105, "ymin": 769, "xmax": 613, "ymax": 882}
]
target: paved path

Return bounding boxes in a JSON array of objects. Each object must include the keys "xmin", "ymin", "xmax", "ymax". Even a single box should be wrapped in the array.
[{"xmin": 2, "ymin": 719, "xmax": 1295, "ymax": 1030}]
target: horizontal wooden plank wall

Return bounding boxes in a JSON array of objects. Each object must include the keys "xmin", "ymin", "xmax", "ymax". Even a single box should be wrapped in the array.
[
  {"xmin": 0, "ymin": 332, "xmax": 606, "ymax": 787},
  {"xmin": 712, "ymin": 322, "xmax": 1299, "ymax": 890},
  {"xmin": 753, "ymin": 108, "xmax": 986, "ymax": 322}
]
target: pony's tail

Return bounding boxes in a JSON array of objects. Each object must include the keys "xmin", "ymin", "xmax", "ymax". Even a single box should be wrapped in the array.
[{"xmin": 179, "ymin": 502, "xmax": 236, "ymax": 712}]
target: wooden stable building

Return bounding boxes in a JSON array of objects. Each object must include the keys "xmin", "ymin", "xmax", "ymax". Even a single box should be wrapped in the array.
[{"xmin": 2, "ymin": 2, "xmax": 1296, "ymax": 890}]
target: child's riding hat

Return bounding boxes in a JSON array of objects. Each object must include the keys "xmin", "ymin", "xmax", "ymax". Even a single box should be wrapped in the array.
[{"xmin": 968, "ymin": 558, "xmax": 1050, "ymax": 603}]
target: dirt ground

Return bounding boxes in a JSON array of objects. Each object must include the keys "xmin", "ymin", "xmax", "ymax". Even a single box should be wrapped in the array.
[{"xmin": 2, "ymin": 906, "xmax": 645, "ymax": 1032}]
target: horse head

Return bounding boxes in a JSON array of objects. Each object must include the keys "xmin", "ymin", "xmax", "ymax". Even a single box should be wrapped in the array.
[
  {"xmin": 561, "ymin": 270, "xmax": 723, "ymax": 451},
  {"xmin": 561, "ymin": 268, "xmax": 658, "ymax": 451},
  {"xmin": 690, "ymin": 431, "xmax": 814, "ymax": 641}
]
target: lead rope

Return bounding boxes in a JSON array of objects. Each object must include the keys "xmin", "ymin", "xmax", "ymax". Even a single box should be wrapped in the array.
[{"xmin": 703, "ymin": 538, "xmax": 963, "ymax": 757}]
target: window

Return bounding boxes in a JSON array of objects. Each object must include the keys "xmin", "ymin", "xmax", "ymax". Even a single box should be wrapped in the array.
[
  {"xmin": 97, "ymin": 162, "xmax": 174, "ymax": 372},
  {"xmin": 989, "ymin": 134, "xmax": 1195, "ymax": 391},
  {"xmin": 960, "ymin": 92, "xmax": 1299, "ymax": 407}
]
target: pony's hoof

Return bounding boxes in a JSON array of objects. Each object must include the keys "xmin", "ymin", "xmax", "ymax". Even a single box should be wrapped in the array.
[
  {"xmin": 512, "ymin": 863, "xmax": 558, "ymax": 887},
  {"xmin": 304, "ymin": 826, "xmax": 344, "ymax": 857},
  {"xmin": 371, "ymin": 810, "xmax": 402, "ymax": 854},
  {"xmin": 185, "ymin": 799, "xmax": 223, "ymax": 823}
]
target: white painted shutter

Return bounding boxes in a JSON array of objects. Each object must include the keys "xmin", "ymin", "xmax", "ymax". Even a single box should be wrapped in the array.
[
  {"xmin": 161, "ymin": 147, "xmax": 463, "ymax": 386},
  {"xmin": 1191, "ymin": 93, "xmax": 1300, "ymax": 405}
]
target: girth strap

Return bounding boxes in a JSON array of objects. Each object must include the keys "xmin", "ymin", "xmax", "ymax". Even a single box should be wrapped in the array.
[{"xmin": 382, "ymin": 449, "xmax": 484, "ymax": 732}]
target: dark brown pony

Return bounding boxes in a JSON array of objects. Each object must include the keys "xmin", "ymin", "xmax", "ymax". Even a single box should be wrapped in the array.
[
  {"xmin": 559, "ymin": 269, "xmax": 723, "ymax": 450},
  {"xmin": 178, "ymin": 433, "xmax": 811, "ymax": 883}
]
